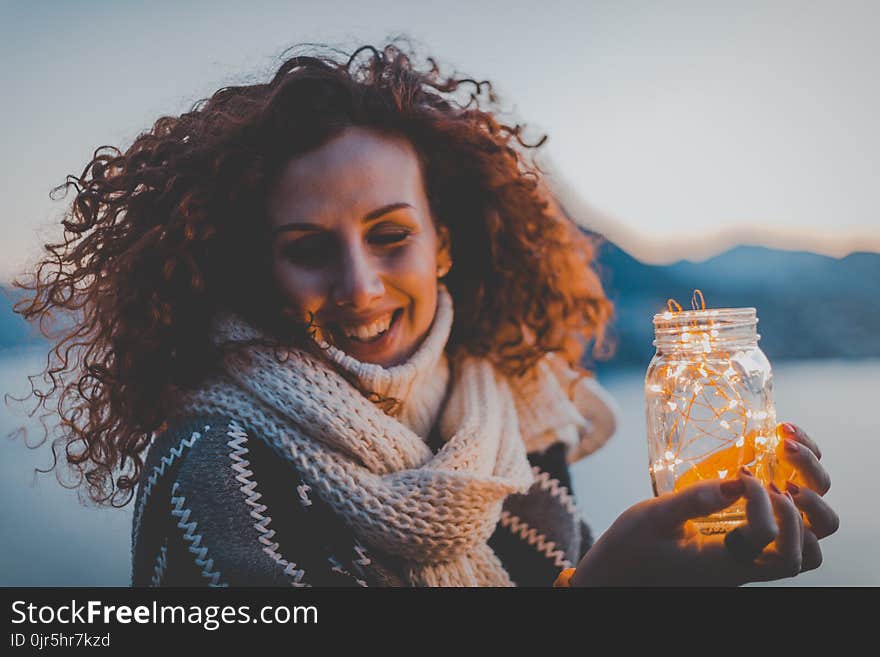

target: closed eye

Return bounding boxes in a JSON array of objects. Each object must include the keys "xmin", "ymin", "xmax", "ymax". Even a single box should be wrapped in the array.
[
  {"xmin": 370, "ymin": 229, "xmax": 411, "ymax": 245},
  {"xmin": 279, "ymin": 226, "xmax": 413, "ymax": 267},
  {"xmin": 280, "ymin": 233, "xmax": 335, "ymax": 266}
]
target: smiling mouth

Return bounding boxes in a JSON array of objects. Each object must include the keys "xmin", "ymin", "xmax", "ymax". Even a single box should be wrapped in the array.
[{"xmin": 328, "ymin": 308, "xmax": 403, "ymax": 347}]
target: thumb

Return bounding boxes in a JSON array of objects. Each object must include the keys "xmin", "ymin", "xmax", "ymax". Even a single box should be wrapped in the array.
[{"xmin": 654, "ymin": 478, "xmax": 745, "ymax": 530}]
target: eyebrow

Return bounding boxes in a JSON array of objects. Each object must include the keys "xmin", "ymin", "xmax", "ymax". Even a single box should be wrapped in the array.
[{"xmin": 271, "ymin": 202, "xmax": 414, "ymax": 239}]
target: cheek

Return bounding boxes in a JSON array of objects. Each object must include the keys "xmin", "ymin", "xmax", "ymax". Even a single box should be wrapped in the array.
[
  {"xmin": 390, "ymin": 230, "xmax": 439, "ymax": 278},
  {"xmin": 387, "ymin": 249, "xmax": 437, "ymax": 281},
  {"xmin": 272, "ymin": 261, "xmax": 327, "ymax": 318},
  {"xmin": 386, "ymin": 247, "xmax": 439, "ymax": 329}
]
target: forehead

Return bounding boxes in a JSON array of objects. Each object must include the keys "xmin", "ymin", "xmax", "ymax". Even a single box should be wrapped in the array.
[{"xmin": 268, "ymin": 126, "xmax": 426, "ymax": 226}]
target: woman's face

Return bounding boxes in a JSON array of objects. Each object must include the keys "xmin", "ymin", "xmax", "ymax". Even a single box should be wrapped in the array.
[{"xmin": 267, "ymin": 126, "xmax": 451, "ymax": 368}]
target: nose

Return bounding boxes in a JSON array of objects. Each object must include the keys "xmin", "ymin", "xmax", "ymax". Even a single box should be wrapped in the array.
[{"xmin": 332, "ymin": 242, "xmax": 385, "ymax": 309}]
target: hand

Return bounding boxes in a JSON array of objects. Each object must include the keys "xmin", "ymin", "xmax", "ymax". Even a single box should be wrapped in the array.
[
  {"xmin": 570, "ymin": 459, "xmax": 835, "ymax": 586},
  {"xmin": 772, "ymin": 421, "xmax": 839, "ymax": 570}
]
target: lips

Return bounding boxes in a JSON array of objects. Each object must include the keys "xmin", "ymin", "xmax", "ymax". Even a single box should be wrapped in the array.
[
  {"xmin": 339, "ymin": 311, "xmax": 395, "ymax": 342},
  {"xmin": 325, "ymin": 308, "xmax": 404, "ymax": 352}
]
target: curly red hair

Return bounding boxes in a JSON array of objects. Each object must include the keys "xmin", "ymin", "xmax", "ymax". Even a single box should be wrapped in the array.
[{"xmin": 9, "ymin": 42, "xmax": 613, "ymax": 506}]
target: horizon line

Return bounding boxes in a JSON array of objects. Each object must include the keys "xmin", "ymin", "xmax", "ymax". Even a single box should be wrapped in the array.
[{"xmin": 544, "ymin": 172, "xmax": 880, "ymax": 265}]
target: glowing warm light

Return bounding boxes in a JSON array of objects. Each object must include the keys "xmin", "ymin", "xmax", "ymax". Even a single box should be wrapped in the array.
[{"xmin": 648, "ymin": 290, "xmax": 777, "ymax": 514}]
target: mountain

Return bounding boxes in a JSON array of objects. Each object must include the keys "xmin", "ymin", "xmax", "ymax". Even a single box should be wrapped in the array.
[{"xmin": 594, "ymin": 241, "xmax": 880, "ymax": 371}]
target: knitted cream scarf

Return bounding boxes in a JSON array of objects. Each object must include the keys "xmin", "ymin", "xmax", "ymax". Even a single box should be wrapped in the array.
[
  {"xmin": 313, "ymin": 289, "xmax": 453, "ymax": 442},
  {"xmin": 175, "ymin": 284, "xmax": 613, "ymax": 587}
]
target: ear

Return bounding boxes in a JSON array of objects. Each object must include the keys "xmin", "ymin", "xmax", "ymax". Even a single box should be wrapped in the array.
[{"xmin": 435, "ymin": 223, "xmax": 452, "ymax": 272}]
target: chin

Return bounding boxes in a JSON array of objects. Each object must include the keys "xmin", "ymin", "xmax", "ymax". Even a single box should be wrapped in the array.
[{"xmin": 361, "ymin": 343, "xmax": 415, "ymax": 368}]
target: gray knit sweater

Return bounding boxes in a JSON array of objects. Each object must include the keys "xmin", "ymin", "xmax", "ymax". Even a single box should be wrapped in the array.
[{"xmin": 131, "ymin": 412, "xmax": 594, "ymax": 587}]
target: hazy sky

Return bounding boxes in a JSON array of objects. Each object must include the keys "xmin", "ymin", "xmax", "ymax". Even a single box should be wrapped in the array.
[{"xmin": 2, "ymin": 0, "xmax": 878, "ymax": 282}]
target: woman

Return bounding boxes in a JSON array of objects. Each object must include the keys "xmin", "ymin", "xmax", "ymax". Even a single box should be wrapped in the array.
[{"xmin": 14, "ymin": 43, "xmax": 837, "ymax": 587}]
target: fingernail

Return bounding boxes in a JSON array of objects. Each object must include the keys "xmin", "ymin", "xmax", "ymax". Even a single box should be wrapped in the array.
[
  {"xmin": 786, "ymin": 481, "xmax": 800, "ymax": 495},
  {"xmin": 769, "ymin": 482, "xmax": 781, "ymax": 494},
  {"xmin": 784, "ymin": 438, "xmax": 799, "ymax": 454},
  {"xmin": 781, "ymin": 422, "xmax": 797, "ymax": 437},
  {"xmin": 784, "ymin": 491, "xmax": 795, "ymax": 504},
  {"xmin": 720, "ymin": 479, "xmax": 745, "ymax": 499},
  {"xmin": 739, "ymin": 466, "xmax": 753, "ymax": 477}
]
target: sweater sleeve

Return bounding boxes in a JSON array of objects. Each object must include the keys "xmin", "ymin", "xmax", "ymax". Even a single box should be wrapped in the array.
[
  {"xmin": 530, "ymin": 443, "xmax": 594, "ymax": 558},
  {"xmin": 130, "ymin": 415, "xmax": 369, "ymax": 587}
]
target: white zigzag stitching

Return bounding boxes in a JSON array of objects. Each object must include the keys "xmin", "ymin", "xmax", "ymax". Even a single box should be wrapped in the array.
[
  {"xmin": 353, "ymin": 543, "xmax": 372, "ymax": 567},
  {"xmin": 296, "ymin": 483, "xmax": 313, "ymax": 507},
  {"xmin": 530, "ymin": 466, "xmax": 578, "ymax": 516},
  {"xmin": 350, "ymin": 544, "xmax": 372, "ymax": 587},
  {"xmin": 132, "ymin": 427, "xmax": 207, "ymax": 549},
  {"xmin": 328, "ymin": 555, "xmax": 368, "ymax": 587},
  {"xmin": 499, "ymin": 510, "xmax": 572, "ymax": 569},
  {"xmin": 150, "ymin": 541, "xmax": 168, "ymax": 587},
  {"xmin": 226, "ymin": 420, "xmax": 309, "ymax": 587},
  {"xmin": 170, "ymin": 482, "xmax": 228, "ymax": 587}
]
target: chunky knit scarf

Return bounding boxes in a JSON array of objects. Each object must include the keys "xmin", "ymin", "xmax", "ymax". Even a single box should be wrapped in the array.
[
  {"xmin": 312, "ymin": 289, "xmax": 453, "ymax": 442},
  {"xmin": 174, "ymin": 284, "xmax": 614, "ymax": 587}
]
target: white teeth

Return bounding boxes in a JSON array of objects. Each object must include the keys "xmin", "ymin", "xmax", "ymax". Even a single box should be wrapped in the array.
[{"xmin": 340, "ymin": 312, "xmax": 393, "ymax": 341}]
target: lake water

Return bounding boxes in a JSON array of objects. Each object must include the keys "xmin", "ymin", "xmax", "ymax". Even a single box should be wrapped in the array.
[{"xmin": 1, "ymin": 345, "xmax": 876, "ymax": 586}]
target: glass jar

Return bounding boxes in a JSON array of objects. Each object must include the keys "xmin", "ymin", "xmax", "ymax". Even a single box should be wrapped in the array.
[{"xmin": 645, "ymin": 307, "xmax": 779, "ymax": 535}]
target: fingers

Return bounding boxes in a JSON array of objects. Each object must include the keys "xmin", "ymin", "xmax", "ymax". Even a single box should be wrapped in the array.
[
  {"xmin": 655, "ymin": 477, "xmax": 745, "ymax": 531},
  {"xmin": 777, "ymin": 422, "xmax": 822, "ymax": 460},
  {"xmin": 711, "ymin": 469, "xmax": 827, "ymax": 584},
  {"xmin": 801, "ymin": 529, "xmax": 823, "ymax": 573},
  {"xmin": 764, "ymin": 484, "xmax": 803, "ymax": 577},
  {"xmin": 736, "ymin": 467, "xmax": 778, "ymax": 550},
  {"xmin": 707, "ymin": 468, "xmax": 777, "ymax": 583},
  {"xmin": 786, "ymin": 481, "xmax": 840, "ymax": 539},
  {"xmin": 780, "ymin": 435, "xmax": 832, "ymax": 495}
]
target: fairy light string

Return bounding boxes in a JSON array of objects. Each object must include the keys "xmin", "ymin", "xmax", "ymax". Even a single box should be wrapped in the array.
[{"xmin": 649, "ymin": 290, "xmax": 775, "ymax": 493}]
